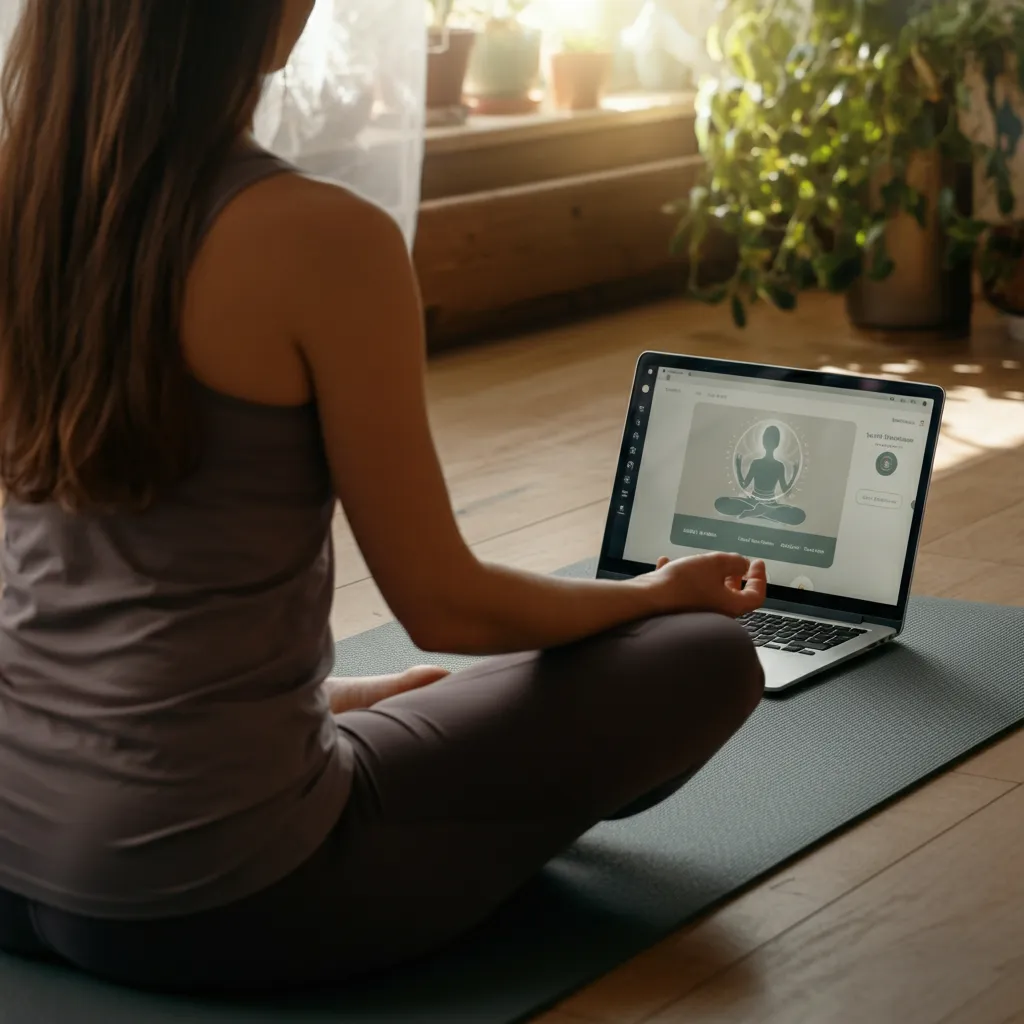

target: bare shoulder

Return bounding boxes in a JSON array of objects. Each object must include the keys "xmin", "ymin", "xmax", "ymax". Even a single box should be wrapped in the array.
[
  {"xmin": 219, "ymin": 171, "xmax": 406, "ymax": 273},
  {"xmin": 183, "ymin": 170, "xmax": 412, "ymax": 403},
  {"xmin": 247, "ymin": 173, "xmax": 421, "ymax": 349}
]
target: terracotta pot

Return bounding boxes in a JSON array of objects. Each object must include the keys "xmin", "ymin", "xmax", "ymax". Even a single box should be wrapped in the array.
[
  {"xmin": 548, "ymin": 51, "xmax": 613, "ymax": 112},
  {"xmin": 426, "ymin": 27, "xmax": 477, "ymax": 110}
]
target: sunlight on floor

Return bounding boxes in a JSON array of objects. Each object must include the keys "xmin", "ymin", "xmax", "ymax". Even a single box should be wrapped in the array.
[{"xmin": 819, "ymin": 362, "xmax": 1024, "ymax": 476}]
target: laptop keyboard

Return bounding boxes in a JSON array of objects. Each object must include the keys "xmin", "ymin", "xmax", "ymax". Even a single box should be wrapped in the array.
[{"xmin": 738, "ymin": 611, "xmax": 867, "ymax": 656}]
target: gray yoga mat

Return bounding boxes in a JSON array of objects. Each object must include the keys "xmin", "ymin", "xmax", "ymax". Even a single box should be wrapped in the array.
[{"xmin": 2, "ymin": 559, "xmax": 1023, "ymax": 1024}]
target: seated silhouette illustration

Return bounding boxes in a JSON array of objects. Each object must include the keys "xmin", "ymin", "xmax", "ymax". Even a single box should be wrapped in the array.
[{"xmin": 714, "ymin": 425, "xmax": 807, "ymax": 526}]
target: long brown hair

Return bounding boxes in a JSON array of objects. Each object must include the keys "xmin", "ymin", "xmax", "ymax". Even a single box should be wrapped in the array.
[{"xmin": 0, "ymin": 0, "xmax": 285, "ymax": 512}]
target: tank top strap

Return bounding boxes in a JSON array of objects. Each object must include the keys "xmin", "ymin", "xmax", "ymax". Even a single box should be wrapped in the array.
[{"xmin": 199, "ymin": 144, "xmax": 295, "ymax": 241}]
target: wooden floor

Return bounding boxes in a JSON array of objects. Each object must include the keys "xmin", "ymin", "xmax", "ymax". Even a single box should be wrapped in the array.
[{"xmin": 330, "ymin": 292, "xmax": 1024, "ymax": 1024}]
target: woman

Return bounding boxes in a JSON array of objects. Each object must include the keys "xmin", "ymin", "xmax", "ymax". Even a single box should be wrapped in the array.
[{"xmin": 0, "ymin": 0, "xmax": 765, "ymax": 994}]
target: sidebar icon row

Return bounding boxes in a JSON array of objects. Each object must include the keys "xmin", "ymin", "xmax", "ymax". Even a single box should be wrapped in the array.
[{"xmin": 616, "ymin": 368, "xmax": 654, "ymax": 518}]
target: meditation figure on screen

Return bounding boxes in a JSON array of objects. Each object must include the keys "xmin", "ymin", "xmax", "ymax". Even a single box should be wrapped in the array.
[{"xmin": 715, "ymin": 426, "xmax": 807, "ymax": 526}]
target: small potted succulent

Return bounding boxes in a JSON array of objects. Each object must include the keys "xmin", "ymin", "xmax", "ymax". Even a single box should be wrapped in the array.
[
  {"xmin": 462, "ymin": 0, "xmax": 543, "ymax": 115},
  {"xmin": 548, "ymin": 30, "xmax": 614, "ymax": 112},
  {"xmin": 426, "ymin": 0, "xmax": 478, "ymax": 111}
]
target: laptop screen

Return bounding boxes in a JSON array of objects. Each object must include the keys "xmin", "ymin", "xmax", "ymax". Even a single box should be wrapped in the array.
[{"xmin": 604, "ymin": 361, "xmax": 940, "ymax": 610}]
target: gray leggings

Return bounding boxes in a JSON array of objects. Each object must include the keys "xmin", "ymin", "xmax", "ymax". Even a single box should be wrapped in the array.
[{"xmin": 0, "ymin": 613, "xmax": 762, "ymax": 993}]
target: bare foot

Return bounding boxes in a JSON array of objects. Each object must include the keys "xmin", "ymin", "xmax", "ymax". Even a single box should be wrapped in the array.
[{"xmin": 325, "ymin": 665, "xmax": 450, "ymax": 714}]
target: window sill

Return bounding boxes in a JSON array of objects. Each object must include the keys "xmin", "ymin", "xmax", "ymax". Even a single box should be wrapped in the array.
[
  {"xmin": 420, "ymin": 90, "xmax": 697, "ymax": 201},
  {"xmin": 412, "ymin": 90, "xmax": 708, "ymax": 348},
  {"xmin": 424, "ymin": 90, "xmax": 696, "ymax": 153}
]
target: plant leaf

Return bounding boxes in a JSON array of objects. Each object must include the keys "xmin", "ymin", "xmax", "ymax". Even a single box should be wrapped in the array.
[
  {"xmin": 995, "ymin": 97, "xmax": 1023, "ymax": 159},
  {"xmin": 944, "ymin": 238, "xmax": 976, "ymax": 270},
  {"xmin": 669, "ymin": 219, "xmax": 692, "ymax": 255},
  {"xmin": 820, "ymin": 252, "xmax": 863, "ymax": 292},
  {"xmin": 689, "ymin": 186, "xmax": 709, "ymax": 211},
  {"xmin": 731, "ymin": 295, "xmax": 747, "ymax": 328},
  {"xmin": 691, "ymin": 284, "xmax": 730, "ymax": 305},
  {"xmin": 906, "ymin": 187, "xmax": 928, "ymax": 229},
  {"xmin": 880, "ymin": 177, "xmax": 907, "ymax": 213},
  {"xmin": 863, "ymin": 219, "xmax": 887, "ymax": 251},
  {"xmin": 870, "ymin": 257, "xmax": 896, "ymax": 281},
  {"xmin": 938, "ymin": 186, "xmax": 957, "ymax": 223},
  {"xmin": 706, "ymin": 22, "xmax": 723, "ymax": 63},
  {"xmin": 760, "ymin": 284, "xmax": 798, "ymax": 311}
]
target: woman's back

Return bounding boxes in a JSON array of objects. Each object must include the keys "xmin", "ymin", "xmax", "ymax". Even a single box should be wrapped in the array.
[
  {"xmin": 0, "ymin": 2, "xmax": 767, "ymax": 992},
  {"xmin": 0, "ymin": 149, "xmax": 351, "ymax": 919}
]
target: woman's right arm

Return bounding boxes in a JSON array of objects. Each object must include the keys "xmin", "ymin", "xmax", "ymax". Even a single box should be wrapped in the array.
[{"xmin": 288, "ymin": 184, "xmax": 765, "ymax": 656}]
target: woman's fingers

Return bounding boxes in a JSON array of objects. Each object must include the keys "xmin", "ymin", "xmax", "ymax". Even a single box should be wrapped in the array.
[
  {"xmin": 737, "ymin": 560, "xmax": 767, "ymax": 609},
  {"xmin": 711, "ymin": 552, "xmax": 754, "ymax": 578},
  {"xmin": 654, "ymin": 553, "xmax": 766, "ymax": 617}
]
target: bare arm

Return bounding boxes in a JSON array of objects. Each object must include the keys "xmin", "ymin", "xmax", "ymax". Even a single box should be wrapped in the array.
[
  {"xmin": 737, "ymin": 455, "xmax": 754, "ymax": 489},
  {"xmin": 290, "ymin": 187, "xmax": 764, "ymax": 654}
]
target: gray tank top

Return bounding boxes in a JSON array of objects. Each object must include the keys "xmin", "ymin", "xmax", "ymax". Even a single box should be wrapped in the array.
[{"xmin": 0, "ymin": 148, "xmax": 353, "ymax": 919}]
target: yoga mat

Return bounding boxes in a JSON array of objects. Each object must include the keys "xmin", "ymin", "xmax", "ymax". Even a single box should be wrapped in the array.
[{"xmin": 2, "ymin": 559, "xmax": 1022, "ymax": 1024}]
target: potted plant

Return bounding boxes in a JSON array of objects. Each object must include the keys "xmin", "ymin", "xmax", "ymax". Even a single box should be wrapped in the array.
[
  {"xmin": 426, "ymin": 0, "xmax": 478, "ymax": 111},
  {"xmin": 461, "ymin": 1, "xmax": 543, "ymax": 115},
  {"xmin": 548, "ymin": 30, "xmax": 614, "ymax": 112},
  {"xmin": 953, "ymin": 8, "xmax": 1024, "ymax": 332},
  {"xmin": 671, "ymin": 0, "xmax": 1024, "ymax": 334}
]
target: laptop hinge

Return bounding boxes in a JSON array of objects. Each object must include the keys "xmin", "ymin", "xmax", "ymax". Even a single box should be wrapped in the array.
[{"xmin": 766, "ymin": 597, "xmax": 864, "ymax": 624}]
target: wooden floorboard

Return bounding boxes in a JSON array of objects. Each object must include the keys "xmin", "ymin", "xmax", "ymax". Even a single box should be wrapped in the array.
[
  {"xmin": 643, "ymin": 783, "xmax": 1024, "ymax": 1024},
  {"xmin": 957, "ymin": 729, "xmax": 1024, "ymax": 784},
  {"xmin": 330, "ymin": 291, "xmax": 1024, "ymax": 1024},
  {"xmin": 556, "ymin": 773, "xmax": 1013, "ymax": 1024}
]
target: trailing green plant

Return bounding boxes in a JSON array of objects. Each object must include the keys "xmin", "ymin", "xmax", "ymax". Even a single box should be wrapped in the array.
[{"xmin": 671, "ymin": 0, "xmax": 1024, "ymax": 327}]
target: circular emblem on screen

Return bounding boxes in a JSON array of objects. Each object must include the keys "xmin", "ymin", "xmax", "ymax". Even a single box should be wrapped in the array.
[{"xmin": 876, "ymin": 451, "xmax": 898, "ymax": 477}]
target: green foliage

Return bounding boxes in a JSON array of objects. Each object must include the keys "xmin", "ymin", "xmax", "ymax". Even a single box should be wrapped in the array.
[{"xmin": 675, "ymin": 0, "xmax": 1024, "ymax": 324}]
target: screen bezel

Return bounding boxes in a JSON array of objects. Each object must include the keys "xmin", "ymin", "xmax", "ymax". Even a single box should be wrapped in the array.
[{"xmin": 597, "ymin": 351, "xmax": 946, "ymax": 624}]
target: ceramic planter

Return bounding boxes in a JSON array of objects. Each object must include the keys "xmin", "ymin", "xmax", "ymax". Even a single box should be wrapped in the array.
[
  {"xmin": 846, "ymin": 151, "xmax": 972, "ymax": 335},
  {"xmin": 464, "ymin": 21, "xmax": 542, "ymax": 115}
]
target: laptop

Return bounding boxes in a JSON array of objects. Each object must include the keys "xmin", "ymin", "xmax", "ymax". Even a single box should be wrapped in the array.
[{"xmin": 596, "ymin": 352, "xmax": 945, "ymax": 693}]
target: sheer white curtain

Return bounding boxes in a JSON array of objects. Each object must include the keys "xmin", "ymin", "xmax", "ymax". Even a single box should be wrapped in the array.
[
  {"xmin": 0, "ymin": 0, "xmax": 426, "ymax": 245},
  {"xmin": 255, "ymin": 0, "xmax": 426, "ymax": 244}
]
